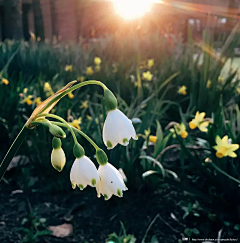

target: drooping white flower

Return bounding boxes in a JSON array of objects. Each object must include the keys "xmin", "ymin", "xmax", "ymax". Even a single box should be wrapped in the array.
[
  {"xmin": 103, "ymin": 109, "xmax": 137, "ymax": 149},
  {"xmin": 96, "ymin": 163, "xmax": 127, "ymax": 200},
  {"xmin": 70, "ymin": 156, "xmax": 100, "ymax": 190},
  {"xmin": 51, "ymin": 148, "xmax": 66, "ymax": 172}
]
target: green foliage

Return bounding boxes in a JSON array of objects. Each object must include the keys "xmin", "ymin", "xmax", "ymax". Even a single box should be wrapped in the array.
[
  {"xmin": 21, "ymin": 211, "xmax": 50, "ymax": 243},
  {"xmin": 1, "ymin": 22, "xmax": 240, "ymax": 240}
]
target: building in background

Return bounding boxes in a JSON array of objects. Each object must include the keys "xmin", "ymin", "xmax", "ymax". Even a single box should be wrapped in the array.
[{"xmin": 0, "ymin": 0, "xmax": 239, "ymax": 42}]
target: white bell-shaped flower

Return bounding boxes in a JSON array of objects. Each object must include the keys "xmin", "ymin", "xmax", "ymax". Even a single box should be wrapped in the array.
[
  {"xmin": 51, "ymin": 148, "xmax": 66, "ymax": 172},
  {"xmin": 103, "ymin": 109, "xmax": 137, "ymax": 149},
  {"xmin": 70, "ymin": 156, "xmax": 100, "ymax": 190},
  {"xmin": 96, "ymin": 163, "xmax": 127, "ymax": 200}
]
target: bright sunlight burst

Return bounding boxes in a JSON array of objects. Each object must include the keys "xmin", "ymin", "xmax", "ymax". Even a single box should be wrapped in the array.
[{"xmin": 113, "ymin": 0, "xmax": 154, "ymax": 20}]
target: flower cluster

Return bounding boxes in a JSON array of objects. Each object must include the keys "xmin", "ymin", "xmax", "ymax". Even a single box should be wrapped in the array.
[{"xmin": 42, "ymin": 83, "xmax": 137, "ymax": 200}]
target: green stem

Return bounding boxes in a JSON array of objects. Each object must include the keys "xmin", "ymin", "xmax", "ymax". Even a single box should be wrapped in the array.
[
  {"xmin": 37, "ymin": 114, "xmax": 78, "ymax": 144},
  {"xmin": 211, "ymin": 162, "xmax": 240, "ymax": 184},
  {"xmin": 40, "ymin": 80, "xmax": 107, "ymax": 115},
  {"xmin": 31, "ymin": 120, "xmax": 100, "ymax": 150},
  {"xmin": 0, "ymin": 125, "xmax": 30, "ymax": 182},
  {"xmin": 52, "ymin": 122, "xmax": 100, "ymax": 150}
]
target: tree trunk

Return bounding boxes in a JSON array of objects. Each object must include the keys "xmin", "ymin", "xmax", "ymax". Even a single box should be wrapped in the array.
[
  {"xmin": 3, "ymin": 0, "xmax": 23, "ymax": 40},
  {"xmin": 32, "ymin": 0, "xmax": 44, "ymax": 40}
]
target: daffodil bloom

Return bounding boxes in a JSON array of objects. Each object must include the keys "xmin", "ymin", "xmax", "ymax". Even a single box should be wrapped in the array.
[
  {"xmin": 80, "ymin": 100, "xmax": 88, "ymax": 109},
  {"xmin": 65, "ymin": 65, "xmax": 73, "ymax": 72},
  {"xmin": 144, "ymin": 128, "xmax": 151, "ymax": 137},
  {"xmin": 213, "ymin": 135, "xmax": 239, "ymax": 158},
  {"xmin": 23, "ymin": 88, "xmax": 28, "ymax": 94},
  {"xmin": 177, "ymin": 86, "xmax": 187, "ymax": 95},
  {"xmin": 51, "ymin": 147, "xmax": 66, "ymax": 172},
  {"xmin": 174, "ymin": 123, "xmax": 188, "ymax": 139},
  {"xmin": 94, "ymin": 57, "xmax": 102, "ymax": 65},
  {"xmin": 70, "ymin": 156, "xmax": 100, "ymax": 190},
  {"xmin": 86, "ymin": 66, "xmax": 94, "ymax": 75},
  {"xmin": 68, "ymin": 91, "xmax": 74, "ymax": 99},
  {"xmin": 77, "ymin": 76, "xmax": 85, "ymax": 82},
  {"xmin": 44, "ymin": 82, "xmax": 54, "ymax": 96},
  {"xmin": 147, "ymin": 59, "xmax": 154, "ymax": 68},
  {"xmin": 21, "ymin": 95, "xmax": 33, "ymax": 105},
  {"xmin": 34, "ymin": 97, "xmax": 42, "ymax": 105},
  {"xmin": 142, "ymin": 71, "xmax": 153, "ymax": 81},
  {"xmin": 1, "ymin": 78, "xmax": 9, "ymax": 85},
  {"xmin": 189, "ymin": 112, "xmax": 209, "ymax": 132},
  {"xmin": 149, "ymin": 135, "xmax": 157, "ymax": 143},
  {"xmin": 96, "ymin": 163, "xmax": 127, "ymax": 200},
  {"xmin": 95, "ymin": 65, "xmax": 101, "ymax": 72},
  {"xmin": 103, "ymin": 109, "xmax": 137, "ymax": 149},
  {"xmin": 68, "ymin": 118, "xmax": 81, "ymax": 130},
  {"xmin": 206, "ymin": 80, "xmax": 211, "ymax": 89}
]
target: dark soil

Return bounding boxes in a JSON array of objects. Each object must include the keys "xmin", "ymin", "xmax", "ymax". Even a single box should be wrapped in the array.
[{"xmin": 0, "ymin": 178, "xmax": 184, "ymax": 243}]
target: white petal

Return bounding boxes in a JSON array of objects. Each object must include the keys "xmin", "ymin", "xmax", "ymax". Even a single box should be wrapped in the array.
[
  {"xmin": 98, "ymin": 163, "xmax": 126, "ymax": 196},
  {"xmin": 96, "ymin": 181, "xmax": 113, "ymax": 200},
  {"xmin": 70, "ymin": 156, "xmax": 99, "ymax": 189},
  {"xmin": 103, "ymin": 109, "xmax": 121, "ymax": 149},
  {"xmin": 115, "ymin": 109, "xmax": 137, "ymax": 141}
]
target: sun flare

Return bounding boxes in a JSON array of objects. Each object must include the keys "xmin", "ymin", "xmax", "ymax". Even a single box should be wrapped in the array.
[{"xmin": 113, "ymin": 0, "xmax": 154, "ymax": 20}]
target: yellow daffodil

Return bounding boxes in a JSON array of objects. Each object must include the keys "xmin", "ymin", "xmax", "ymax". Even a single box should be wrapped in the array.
[
  {"xmin": 144, "ymin": 128, "xmax": 151, "ymax": 137},
  {"xmin": 142, "ymin": 71, "xmax": 153, "ymax": 81},
  {"xmin": 149, "ymin": 135, "xmax": 157, "ymax": 143},
  {"xmin": 213, "ymin": 135, "xmax": 239, "ymax": 158},
  {"xmin": 68, "ymin": 118, "xmax": 82, "ymax": 130},
  {"xmin": 34, "ymin": 97, "xmax": 42, "ymax": 105},
  {"xmin": 147, "ymin": 59, "xmax": 154, "ymax": 68},
  {"xmin": 44, "ymin": 82, "xmax": 54, "ymax": 96},
  {"xmin": 206, "ymin": 80, "xmax": 211, "ymax": 89},
  {"xmin": 94, "ymin": 57, "xmax": 102, "ymax": 65},
  {"xmin": 189, "ymin": 111, "xmax": 209, "ymax": 132},
  {"xmin": 80, "ymin": 100, "xmax": 88, "ymax": 109},
  {"xmin": 65, "ymin": 65, "xmax": 73, "ymax": 72},
  {"xmin": 1, "ymin": 78, "xmax": 9, "ymax": 85},
  {"xmin": 68, "ymin": 91, "xmax": 74, "ymax": 99},
  {"xmin": 177, "ymin": 85, "xmax": 187, "ymax": 95},
  {"xmin": 174, "ymin": 123, "xmax": 188, "ymax": 139},
  {"xmin": 95, "ymin": 65, "xmax": 101, "ymax": 72},
  {"xmin": 21, "ymin": 95, "xmax": 33, "ymax": 105},
  {"xmin": 86, "ymin": 66, "xmax": 94, "ymax": 75},
  {"xmin": 23, "ymin": 88, "xmax": 28, "ymax": 94},
  {"xmin": 77, "ymin": 76, "xmax": 85, "ymax": 82}
]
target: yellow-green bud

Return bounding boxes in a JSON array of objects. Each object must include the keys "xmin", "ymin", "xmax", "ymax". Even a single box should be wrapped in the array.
[
  {"xmin": 52, "ymin": 137, "xmax": 61, "ymax": 149},
  {"xmin": 73, "ymin": 143, "xmax": 85, "ymax": 158},
  {"xmin": 96, "ymin": 149, "xmax": 108, "ymax": 165},
  {"xmin": 104, "ymin": 89, "xmax": 117, "ymax": 111},
  {"xmin": 49, "ymin": 124, "xmax": 66, "ymax": 138}
]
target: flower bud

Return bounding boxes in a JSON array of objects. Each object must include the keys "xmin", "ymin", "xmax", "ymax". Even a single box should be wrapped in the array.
[
  {"xmin": 96, "ymin": 149, "xmax": 108, "ymax": 165},
  {"xmin": 73, "ymin": 143, "xmax": 85, "ymax": 158},
  {"xmin": 51, "ymin": 137, "xmax": 66, "ymax": 172},
  {"xmin": 104, "ymin": 89, "xmax": 118, "ymax": 111},
  {"xmin": 49, "ymin": 124, "xmax": 66, "ymax": 138}
]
